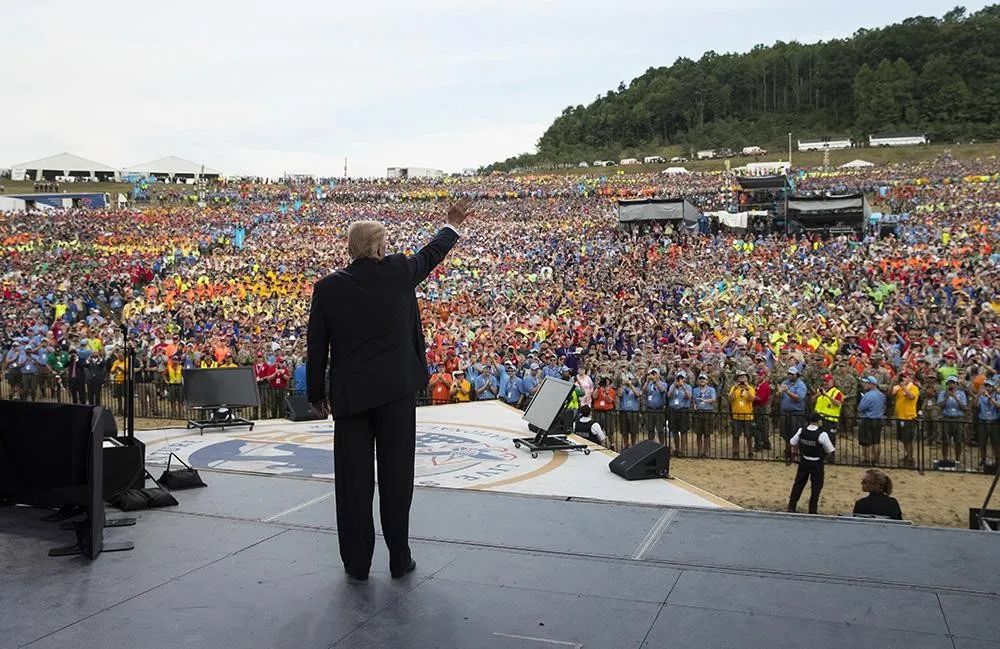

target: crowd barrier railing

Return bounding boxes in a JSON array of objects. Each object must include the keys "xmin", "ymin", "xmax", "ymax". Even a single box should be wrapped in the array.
[{"xmin": 3, "ymin": 376, "xmax": 994, "ymax": 474}]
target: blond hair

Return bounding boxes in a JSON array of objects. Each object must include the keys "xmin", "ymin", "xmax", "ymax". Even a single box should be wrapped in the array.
[{"xmin": 347, "ymin": 220, "xmax": 387, "ymax": 261}]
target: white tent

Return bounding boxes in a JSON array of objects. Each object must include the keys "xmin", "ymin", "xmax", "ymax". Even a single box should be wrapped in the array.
[
  {"xmin": 661, "ymin": 167, "xmax": 690, "ymax": 175},
  {"xmin": 840, "ymin": 159, "xmax": 875, "ymax": 169},
  {"xmin": 10, "ymin": 152, "xmax": 118, "ymax": 182},
  {"xmin": 125, "ymin": 156, "xmax": 221, "ymax": 181}
]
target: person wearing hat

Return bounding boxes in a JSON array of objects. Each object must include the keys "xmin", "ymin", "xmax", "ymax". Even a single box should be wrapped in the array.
[
  {"xmin": 864, "ymin": 353, "xmax": 893, "ymax": 394},
  {"xmin": 778, "ymin": 367, "xmax": 808, "ymax": 464},
  {"xmin": 666, "ymin": 370, "xmax": 692, "ymax": 455},
  {"xmin": 643, "ymin": 369, "xmax": 669, "ymax": 444},
  {"xmin": 937, "ymin": 376, "xmax": 969, "ymax": 463},
  {"xmin": 788, "ymin": 412, "xmax": 836, "ymax": 514},
  {"xmin": 976, "ymin": 379, "xmax": 1000, "ymax": 468},
  {"xmin": 691, "ymin": 373, "xmax": 717, "ymax": 458},
  {"xmin": 814, "ymin": 373, "xmax": 845, "ymax": 463},
  {"xmin": 858, "ymin": 376, "xmax": 887, "ymax": 465},
  {"xmin": 449, "ymin": 369, "xmax": 472, "ymax": 403},
  {"xmin": 617, "ymin": 373, "xmax": 642, "ymax": 448},
  {"xmin": 729, "ymin": 371, "xmax": 756, "ymax": 459},
  {"xmin": 891, "ymin": 370, "xmax": 920, "ymax": 468}
]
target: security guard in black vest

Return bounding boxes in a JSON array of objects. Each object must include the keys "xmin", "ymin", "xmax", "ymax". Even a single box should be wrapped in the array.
[
  {"xmin": 787, "ymin": 412, "xmax": 836, "ymax": 514},
  {"xmin": 574, "ymin": 406, "xmax": 608, "ymax": 446}
]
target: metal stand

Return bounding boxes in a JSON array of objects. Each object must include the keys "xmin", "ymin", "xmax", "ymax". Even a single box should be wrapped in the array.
[
  {"xmin": 186, "ymin": 406, "xmax": 254, "ymax": 435},
  {"xmin": 514, "ymin": 433, "xmax": 590, "ymax": 459},
  {"xmin": 59, "ymin": 517, "xmax": 136, "ymax": 531}
]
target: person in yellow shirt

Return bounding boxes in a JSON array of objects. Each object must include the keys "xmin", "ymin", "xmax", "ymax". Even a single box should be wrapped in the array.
[
  {"xmin": 728, "ymin": 371, "xmax": 756, "ymax": 459},
  {"xmin": 891, "ymin": 370, "xmax": 920, "ymax": 468},
  {"xmin": 449, "ymin": 370, "xmax": 473, "ymax": 403}
]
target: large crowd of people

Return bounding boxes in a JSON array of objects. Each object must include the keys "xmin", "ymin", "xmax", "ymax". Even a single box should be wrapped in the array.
[{"xmin": 2, "ymin": 155, "xmax": 998, "ymax": 467}]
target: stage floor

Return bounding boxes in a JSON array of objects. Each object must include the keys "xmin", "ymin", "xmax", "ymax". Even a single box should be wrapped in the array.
[
  {"xmin": 138, "ymin": 401, "xmax": 733, "ymax": 509},
  {"xmin": 2, "ymin": 469, "xmax": 999, "ymax": 649}
]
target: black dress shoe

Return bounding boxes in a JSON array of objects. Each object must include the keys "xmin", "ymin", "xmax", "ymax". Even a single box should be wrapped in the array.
[
  {"xmin": 344, "ymin": 566, "xmax": 369, "ymax": 582},
  {"xmin": 390, "ymin": 559, "xmax": 416, "ymax": 579}
]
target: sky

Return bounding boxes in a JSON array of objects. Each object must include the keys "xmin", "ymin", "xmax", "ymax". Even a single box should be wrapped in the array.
[{"xmin": 0, "ymin": 1, "xmax": 992, "ymax": 178}]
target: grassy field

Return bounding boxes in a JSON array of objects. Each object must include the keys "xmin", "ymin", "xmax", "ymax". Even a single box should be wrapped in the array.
[{"xmin": 516, "ymin": 141, "xmax": 1000, "ymax": 177}]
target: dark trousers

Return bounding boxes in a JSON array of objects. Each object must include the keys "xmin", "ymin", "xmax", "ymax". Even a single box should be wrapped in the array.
[
  {"xmin": 788, "ymin": 461, "xmax": 825, "ymax": 514},
  {"xmin": 68, "ymin": 378, "xmax": 85, "ymax": 404},
  {"xmin": 333, "ymin": 392, "xmax": 416, "ymax": 575},
  {"xmin": 86, "ymin": 380, "xmax": 103, "ymax": 406}
]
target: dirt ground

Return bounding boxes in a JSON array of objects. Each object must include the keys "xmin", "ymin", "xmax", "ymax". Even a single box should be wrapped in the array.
[{"xmin": 671, "ymin": 457, "xmax": 995, "ymax": 528}]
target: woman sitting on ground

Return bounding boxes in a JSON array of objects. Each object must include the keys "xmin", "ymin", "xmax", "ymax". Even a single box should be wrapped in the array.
[{"xmin": 853, "ymin": 469, "xmax": 903, "ymax": 520}]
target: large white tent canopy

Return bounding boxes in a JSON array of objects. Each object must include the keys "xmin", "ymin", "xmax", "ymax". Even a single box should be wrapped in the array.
[
  {"xmin": 840, "ymin": 159, "xmax": 875, "ymax": 169},
  {"xmin": 125, "ymin": 156, "xmax": 221, "ymax": 180},
  {"xmin": 10, "ymin": 152, "xmax": 118, "ymax": 181}
]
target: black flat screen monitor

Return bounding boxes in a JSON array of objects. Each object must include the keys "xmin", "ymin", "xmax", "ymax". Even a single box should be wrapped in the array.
[{"xmin": 182, "ymin": 367, "xmax": 261, "ymax": 408}]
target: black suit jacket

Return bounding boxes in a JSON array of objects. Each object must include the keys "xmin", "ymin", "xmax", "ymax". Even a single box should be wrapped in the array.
[{"xmin": 306, "ymin": 227, "xmax": 459, "ymax": 418}]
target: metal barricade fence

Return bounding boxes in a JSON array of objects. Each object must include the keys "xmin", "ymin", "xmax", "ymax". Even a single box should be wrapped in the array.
[{"xmin": 1, "ymin": 377, "xmax": 992, "ymax": 474}]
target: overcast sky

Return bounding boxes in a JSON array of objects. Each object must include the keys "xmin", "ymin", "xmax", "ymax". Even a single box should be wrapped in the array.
[{"xmin": 1, "ymin": 1, "xmax": 990, "ymax": 178}]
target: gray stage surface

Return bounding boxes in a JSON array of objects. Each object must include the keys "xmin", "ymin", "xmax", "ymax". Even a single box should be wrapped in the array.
[{"xmin": 2, "ymin": 469, "xmax": 998, "ymax": 649}]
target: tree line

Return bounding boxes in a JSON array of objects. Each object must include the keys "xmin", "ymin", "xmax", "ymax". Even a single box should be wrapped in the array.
[{"xmin": 484, "ymin": 5, "xmax": 1000, "ymax": 172}]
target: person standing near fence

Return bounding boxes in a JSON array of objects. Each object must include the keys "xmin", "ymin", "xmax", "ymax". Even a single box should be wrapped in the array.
[
  {"xmin": 752, "ymin": 368, "xmax": 772, "ymax": 452},
  {"xmin": 938, "ymin": 376, "xmax": 969, "ymax": 463},
  {"xmin": 618, "ymin": 374, "xmax": 641, "ymax": 448},
  {"xmin": 729, "ymin": 371, "xmax": 755, "ymax": 459},
  {"xmin": 692, "ymin": 373, "xmax": 717, "ymax": 458},
  {"xmin": 643, "ymin": 369, "xmax": 668, "ymax": 444},
  {"xmin": 891, "ymin": 371, "xmax": 920, "ymax": 468},
  {"xmin": 666, "ymin": 370, "xmax": 692, "ymax": 456},
  {"xmin": 65, "ymin": 350, "xmax": 85, "ymax": 404},
  {"xmin": 858, "ymin": 376, "xmax": 887, "ymax": 465},
  {"xmin": 778, "ymin": 367, "xmax": 807, "ymax": 464},
  {"xmin": 814, "ymin": 373, "xmax": 844, "ymax": 463},
  {"xmin": 787, "ymin": 412, "xmax": 835, "ymax": 514},
  {"xmin": 975, "ymin": 378, "xmax": 999, "ymax": 468},
  {"xmin": 84, "ymin": 350, "xmax": 106, "ymax": 406}
]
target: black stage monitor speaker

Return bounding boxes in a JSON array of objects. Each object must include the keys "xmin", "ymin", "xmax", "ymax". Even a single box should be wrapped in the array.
[
  {"xmin": 285, "ymin": 394, "xmax": 323, "ymax": 422},
  {"xmin": 609, "ymin": 440, "xmax": 670, "ymax": 481}
]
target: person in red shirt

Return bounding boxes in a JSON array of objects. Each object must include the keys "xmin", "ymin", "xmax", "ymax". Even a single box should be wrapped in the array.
[
  {"xmin": 753, "ymin": 369, "xmax": 772, "ymax": 451},
  {"xmin": 443, "ymin": 349, "xmax": 460, "ymax": 374},
  {"xmin": 592, "ymin": 378, "xmax": 616, "ymax": 412},
  {"xmin": 428, "ymin": 370, "xmax": 453, "ymax": 405},
  {"xmin": 254, "ymin": 352, "xmax": 275, "ymax": 385},
  {"xmin": 269, "ymin": 357, "xmax": 291, "ymax": 390}
]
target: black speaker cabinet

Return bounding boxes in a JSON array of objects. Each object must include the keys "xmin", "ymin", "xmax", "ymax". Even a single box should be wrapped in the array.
[
  {"xmin": 103, "ymin": 438, "xmax": 145, "ymax": 497},
  {"xmin": 609, "ymin": 440, "xmax": 670, "ymax": 480},
  {"xmin": 284, "ymin": 394, "xmax": 323, "ymax": 422}
]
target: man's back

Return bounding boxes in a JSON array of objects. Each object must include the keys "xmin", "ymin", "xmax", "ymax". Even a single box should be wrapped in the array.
[{"xmin": 308, "ymin": 226, "xmax": 459, "ymax": 418}]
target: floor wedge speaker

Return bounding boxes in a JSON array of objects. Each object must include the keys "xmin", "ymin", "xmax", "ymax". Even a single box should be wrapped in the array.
[
  {"xmin": 609, "ymin": 440, "xmax": 670, "ymax": 480},
  {"xmin": 284, "ymin": 394, "xmax": 323, "ymax": 422}
]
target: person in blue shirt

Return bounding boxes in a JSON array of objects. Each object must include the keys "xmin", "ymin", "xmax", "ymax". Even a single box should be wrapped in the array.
[
  {"xmin": 667, "ymin": 370, "xmax": 693, "ymax": 455},
  {"xmin": 618, "ymin": 374, "xmax": 642, "ymax": 448},
  {"xmin": 292, "ymin": 358, "xmax": 307, "ymax": 394},
  {"xmin": 519, "ymin": 364, "xmax": 541, "ymax": 403},
  {"xmin": 474, "ymin": 363, "xmax": 499, "ymax": 401},
  {"xmin": 498, "ymin": 361, "xmax": 515, "ymax": 400},
  {"xmin": 777, "ymin": 367, "xmax": 808, "ymax": 463},
  {"xmin": 643, "ymin": 369, "xmax": 669, "ymax": 444},
  {"xmin": 504, "ymin": 367, "xmax": 524, "ymax": 407},
  {"xmin": 691, "ymin": 374, "xmax": 718, "ymax": 458},
  {"xmin": 938, "ymin": 376, "xmax": 969, "ymax": 462},
  {"xmin": 858, "ymin": 376, "xmax": 887, "ymax": 465},
  {"xmin": 976, "ymin": 379, "xmax": 1000, "ymax": 467}
]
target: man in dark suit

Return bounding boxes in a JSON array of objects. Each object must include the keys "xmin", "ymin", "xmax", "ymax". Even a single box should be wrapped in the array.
[{"xmin": 307, "ymin": 199, "xmax": 473, "ymax": 582}]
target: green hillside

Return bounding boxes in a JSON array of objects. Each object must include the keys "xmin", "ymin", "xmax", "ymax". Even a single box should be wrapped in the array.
[{"xmin": 486, "ymin": 5, "xmax": 1000, "ymax": 172}]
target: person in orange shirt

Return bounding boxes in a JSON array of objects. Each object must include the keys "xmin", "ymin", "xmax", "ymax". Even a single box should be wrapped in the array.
[{"xmin": 428, "ymin": 369, "xmax": 452, "ymax": 405}]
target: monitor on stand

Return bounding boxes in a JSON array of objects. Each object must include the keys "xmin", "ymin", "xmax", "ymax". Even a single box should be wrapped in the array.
[{"xmin": 514, "ymin": 377, "xmax": 591, "ymax": 458}]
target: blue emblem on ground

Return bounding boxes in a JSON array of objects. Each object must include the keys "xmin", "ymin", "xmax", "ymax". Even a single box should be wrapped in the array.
[{"xmin": 189, "ymin": 440, "xmax": 334, "ymax": 477}]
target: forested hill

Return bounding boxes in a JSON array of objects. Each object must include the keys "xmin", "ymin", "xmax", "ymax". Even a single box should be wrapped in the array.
[{"xmin": 485, "ymin": 5, "xmax": 1000, "ymax": 172}]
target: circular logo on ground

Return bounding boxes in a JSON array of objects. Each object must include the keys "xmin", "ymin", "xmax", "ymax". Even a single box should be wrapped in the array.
[{"xmin": 145, "ymin": 422, "xmax": 555, "ymax": 489}]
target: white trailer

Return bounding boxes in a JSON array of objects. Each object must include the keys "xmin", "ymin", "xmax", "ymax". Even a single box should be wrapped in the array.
[
  {"xmin": 696, "ymin": 150, "xmax": 716, "ymax": 160},
  {"xmin": 869, "ymin": 134, "xmax": 928, "ymax": 147},
  {"xmin": 798, "ymin": 138, "xmax": 853, "ymax": 151},
  {"xmin": 386, "ymin": 167, "xmax": 445, "ymax": 179}
]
